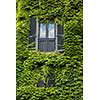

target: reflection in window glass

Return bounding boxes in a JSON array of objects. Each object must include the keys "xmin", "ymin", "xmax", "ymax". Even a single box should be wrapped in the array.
[
  {"xmin": 48, "ymin": 23, "xmax": 54, "ymax": 38},
  {"xmin": 40, "ymin": 23, "xmax": 46, "ymax": 38}
]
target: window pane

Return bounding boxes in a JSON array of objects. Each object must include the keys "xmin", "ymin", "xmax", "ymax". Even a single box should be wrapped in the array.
[
  {"xmin": 40, "ymin": 23, "xmax": 46, "ymax": 38},
  {"xmin": 48, "ymin": 23, "xmax": 54, "ymax": 38},
  {"xmin": 58, "ymin": 36, "xmax": 63, "ymax": 50}
]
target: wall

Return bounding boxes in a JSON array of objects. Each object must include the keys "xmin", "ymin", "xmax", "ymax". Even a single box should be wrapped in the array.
[{"xmin": 16, "ymin": 0, "xmax": 83, "ymax": 99}]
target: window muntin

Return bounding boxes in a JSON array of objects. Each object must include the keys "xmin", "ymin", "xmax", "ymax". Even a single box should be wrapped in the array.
[
  {"xmin": 48, "ymin": 23, "xmax": 54, "ymax": 38},
  {"xmin": 40, "ymin": 23, "xmax": 46, "ymax": 38}
]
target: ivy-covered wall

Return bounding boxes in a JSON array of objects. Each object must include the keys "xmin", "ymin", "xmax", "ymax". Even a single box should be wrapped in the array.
[{"xmin": 16, "ymin": 0, "xmax": 83, "ymax": 100}]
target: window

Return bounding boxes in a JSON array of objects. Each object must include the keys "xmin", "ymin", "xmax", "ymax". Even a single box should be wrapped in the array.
[
  {"xmin": 37, "ymin": 72, "xmax": 55, "ymax": 87},
  {"xmin": 29, "ymin": 16, "xmax": 64, "ymax": 52},
  {"xmin": 48, "ymin": 22, "xmax": 55, "ymax": 38},
  {"xmin": 40, "ymin": 23, "xmax": 46, "ymax": 38}
]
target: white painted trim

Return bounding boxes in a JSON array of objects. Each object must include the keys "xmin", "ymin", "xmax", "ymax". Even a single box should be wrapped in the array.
[{"xmin": 36, "ymin": 18, "xmax": 38, "ymax": 50}]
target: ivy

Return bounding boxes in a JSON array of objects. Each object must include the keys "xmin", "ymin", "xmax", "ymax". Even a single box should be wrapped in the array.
[{"xmin": 16, "ymin": 0, "xmax": 83, "ymax": 99}]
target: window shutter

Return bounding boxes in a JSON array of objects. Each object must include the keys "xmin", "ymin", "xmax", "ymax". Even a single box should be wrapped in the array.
[
  {"xmin": 29, "ymin": 16, "xmax": 37, "ymax": 47},
  {"xmin": 57, "ymin": 24, "xmax": 64, "ymax": 51}
]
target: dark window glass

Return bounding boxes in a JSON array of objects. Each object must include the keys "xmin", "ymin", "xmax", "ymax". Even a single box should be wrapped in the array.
[{"xmin": 58, "ymin": 36, "xmax": 63, "ymax": 49}]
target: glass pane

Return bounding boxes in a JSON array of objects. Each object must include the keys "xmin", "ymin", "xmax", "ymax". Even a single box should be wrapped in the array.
[
  {"xmin": 40, "ymin": 23, "xmax": 46, "ymax": 38},
  {"xmin": 48, "ymin": 23, "xmax": 54, "ymax": 38},
  {"xmin": 58, "ymin": 36, "xmax": 63, "ymax": 50}
]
